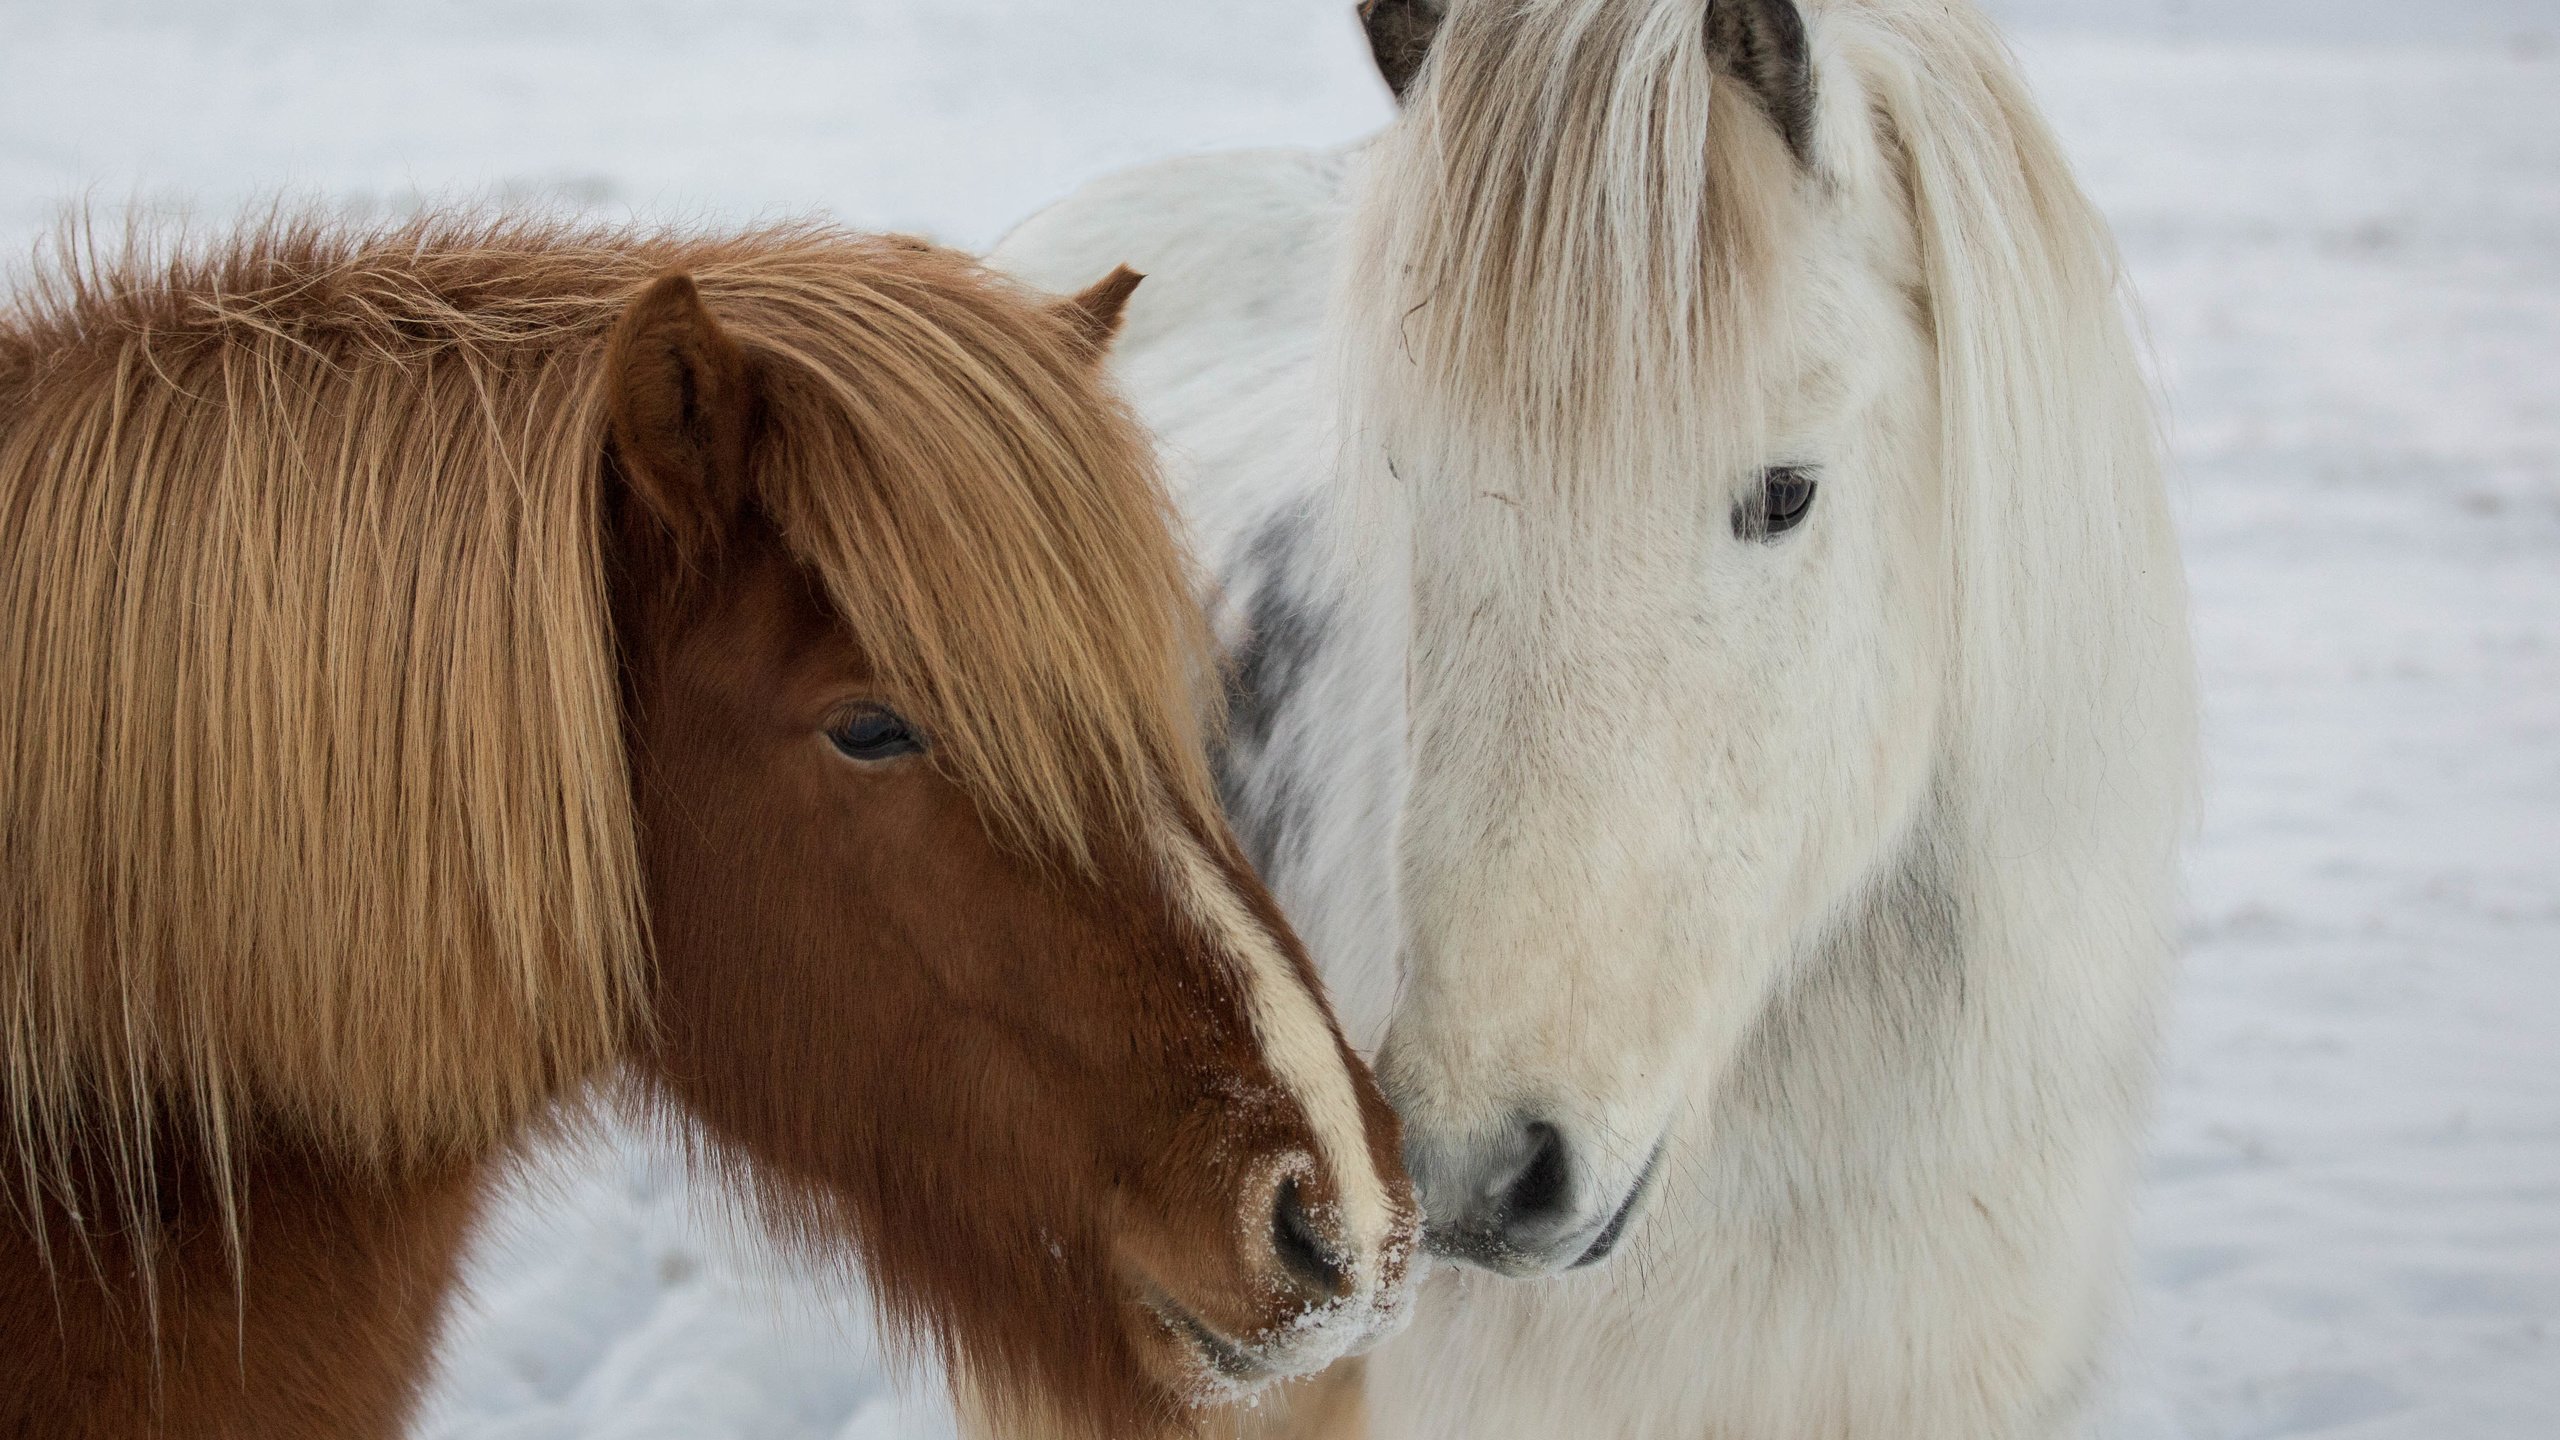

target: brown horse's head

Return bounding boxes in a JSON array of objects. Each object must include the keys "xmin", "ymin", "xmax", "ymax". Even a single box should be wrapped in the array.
[
  {"xmin": 0, "ymin": 219, "xmax": 1410, "ymax": 1437},
  {"xmin": 599, "ymin": 255, "xmax": 1416, "ymax": 1434}
]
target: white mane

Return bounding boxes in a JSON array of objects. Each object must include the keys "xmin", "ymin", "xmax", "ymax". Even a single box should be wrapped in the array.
[{"xmin": 1339, "ymin": 0, "xmax": 1803, "ymax": 485}]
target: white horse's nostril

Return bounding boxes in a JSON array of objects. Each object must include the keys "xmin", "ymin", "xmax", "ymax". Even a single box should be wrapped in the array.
[
  {"xmin": 1405, "ymin": 1115, "xmax": 1660, "ymax": 1277},
  {"xmin": 1410, "ymin": 1114, "xmax": 1570, "ymax": 1226}
]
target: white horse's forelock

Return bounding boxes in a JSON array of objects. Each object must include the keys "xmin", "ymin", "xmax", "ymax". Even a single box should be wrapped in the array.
[
  {"xmin": 1338, "ymin": 0, "xmax": 1803, "ymax": 497},
  {"xmin": 1343, "ymin": 0, "xmax": 2193, "ymax": 846}
]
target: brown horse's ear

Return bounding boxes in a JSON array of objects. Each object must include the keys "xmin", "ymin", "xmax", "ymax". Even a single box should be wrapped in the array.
[
  {"xmin": 1360, "ymin": 0, "xmax": 1445, "ymax": 104},
  {"xmin": 604, "ymin": 272, "xmax": 759, "ymax": 554},
  {"xmin": 1055, "ymin": 266, "xmax": 1145, "ymax": 361}
]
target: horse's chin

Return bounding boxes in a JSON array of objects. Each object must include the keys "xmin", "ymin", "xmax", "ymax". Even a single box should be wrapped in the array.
[
  {"xmin": 1134, "ymin": 1269, "xmax": 1417, "ymax": 1408},
  {"xmin": 1140, "ymin": 1291, "xmax": 1279, "ymax": 1398}
]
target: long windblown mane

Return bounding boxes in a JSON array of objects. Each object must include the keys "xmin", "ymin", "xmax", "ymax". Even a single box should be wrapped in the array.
[
  {"xmin": 1343, "ymin": 0, "xmax": 2192, "ymax": 841},
  {"xmin": 0, "ymin": 216, "xmax": 1216, "ymax": 1221},
  {"xmin": 1340, "ymin": 0, "xmax": 1814, "ymax": 490}
]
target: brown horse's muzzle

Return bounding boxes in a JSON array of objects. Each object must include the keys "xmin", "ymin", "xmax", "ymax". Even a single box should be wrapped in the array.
[
  {"xmin": 1114, "ymin": 1129, "xmax": 1421, "ymax": 1405},
  {"xmin": 1087, "ymin": 818, "xmax": 1424, "ymax": 1405}
]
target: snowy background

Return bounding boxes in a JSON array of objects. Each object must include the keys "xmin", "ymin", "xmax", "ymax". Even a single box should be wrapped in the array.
[{"xmin": 3, "ymin": 2, "xmax": 2554, "ymax": 1437}]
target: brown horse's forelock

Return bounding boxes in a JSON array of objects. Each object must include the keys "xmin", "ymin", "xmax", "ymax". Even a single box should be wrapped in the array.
[
  {"xmin": 0, "ymin": 214, "xmax": 1220, "ymax": 1240},
  {"xmin": 740, "ymin": 252, "xmax": 1222, "ymax": 867}
]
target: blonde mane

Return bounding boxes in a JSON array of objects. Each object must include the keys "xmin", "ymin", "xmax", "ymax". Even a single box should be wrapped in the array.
[
  {"xmin": 1340, "ymin": 0, "xmax": 1815, "ymax": 492},
  {"xmin": 1344, "ymin": 0, "xmax": 2191, "ymax": 837},
  {"xmin": 0, "ymin": 217, "xmax": 1215, "ymax": 1218}
]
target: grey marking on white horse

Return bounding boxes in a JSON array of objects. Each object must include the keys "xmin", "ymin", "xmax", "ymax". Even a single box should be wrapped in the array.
[{"xmin": 1215, "ymin": 509, "xmax": 1329, "ymax": 884}]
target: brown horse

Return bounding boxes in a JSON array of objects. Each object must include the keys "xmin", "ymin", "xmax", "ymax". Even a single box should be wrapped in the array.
[{"xmin": 0, "ymin": 217, "xmax": 1417, "ymax": 1440}]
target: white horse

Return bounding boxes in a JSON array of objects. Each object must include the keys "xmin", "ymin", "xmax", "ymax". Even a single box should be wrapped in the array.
[{"xmin": 996, "ymin": 1, "xmax": 2194, "ymax": 1435}]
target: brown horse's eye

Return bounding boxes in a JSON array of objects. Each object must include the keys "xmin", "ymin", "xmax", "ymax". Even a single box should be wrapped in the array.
[
  {"xmin": 1733, "ymin": 466, "xmax": 1819, "ymax": 542},
  {"xmin": 826, "ymin": 704, "xmax": 925, "ymax": 762}
]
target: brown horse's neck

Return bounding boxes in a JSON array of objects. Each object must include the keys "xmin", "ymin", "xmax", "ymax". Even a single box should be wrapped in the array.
[{"xmin": 1, "ymin": 1136, "xmax": 487, "ymax": 1440}]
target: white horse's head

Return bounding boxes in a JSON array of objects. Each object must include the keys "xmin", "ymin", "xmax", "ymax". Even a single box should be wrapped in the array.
[{"xmin": 1339, "ymin": 0, "xmax": 2189, "ymax": 1275}]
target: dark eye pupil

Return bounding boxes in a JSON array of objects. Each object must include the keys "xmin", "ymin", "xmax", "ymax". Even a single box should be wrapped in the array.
[
  {"xmin": 1734, "ymin": 466, "xmax": 1819, "ymax": 541},
  {"xmin": 828, "ymin": 707, "xmax": 922, "ymax": 761}
]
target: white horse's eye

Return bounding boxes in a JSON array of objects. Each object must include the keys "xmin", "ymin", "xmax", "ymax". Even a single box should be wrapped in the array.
[{"xmin": 1734, "ymin": 466, "xmax": 1820, "ymax": 542}]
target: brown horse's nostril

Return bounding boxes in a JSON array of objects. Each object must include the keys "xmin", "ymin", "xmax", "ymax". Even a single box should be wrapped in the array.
[{"xmin": 1271, "ymin": 1175, "xmax": 1349, "ymax": 1299}]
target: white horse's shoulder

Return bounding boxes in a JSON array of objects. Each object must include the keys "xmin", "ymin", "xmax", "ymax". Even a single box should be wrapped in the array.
[{"xmin": 991, "ymin": 147, "xmax": 1357, "ymax": 365}]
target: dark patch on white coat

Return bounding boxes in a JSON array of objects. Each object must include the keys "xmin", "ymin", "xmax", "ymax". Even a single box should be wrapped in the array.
[{"xmin": 1214, "ymin": 509, "xmax": 1330, "ymax": 886}]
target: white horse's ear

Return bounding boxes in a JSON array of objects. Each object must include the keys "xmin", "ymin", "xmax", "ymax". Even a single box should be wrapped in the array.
[
  {"xmin": 1706, "ymin": 0, "xmax": 1816, "ymax": 167},
  {"xmin": 1360, "ymin": 0, "xmax": 1445, "ymax": 104},
  {"xmin": 1055, "ymin": 265, "xmax": 1145, "ymax": 361}
]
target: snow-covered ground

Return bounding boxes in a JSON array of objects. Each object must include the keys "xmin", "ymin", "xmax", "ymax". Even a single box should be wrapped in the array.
[{"xmin": 3, "ymin": 3, "xmax": 2553, "ymax": 1437}]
